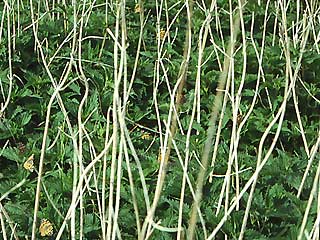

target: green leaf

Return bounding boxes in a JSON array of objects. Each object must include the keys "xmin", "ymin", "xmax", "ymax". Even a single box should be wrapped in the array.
[
  {"xmin": 0, "ymin": 147, "xmax": 20, "ymax": 162},
  {"xmin": 20, "ymin": 112, "xmax": 32, "ymax": 126}
]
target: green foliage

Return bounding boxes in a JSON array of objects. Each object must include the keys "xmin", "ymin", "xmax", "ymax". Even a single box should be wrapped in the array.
[{"xmin": 0, "ymin": 0, "xmax": 319, "ymax": 239}]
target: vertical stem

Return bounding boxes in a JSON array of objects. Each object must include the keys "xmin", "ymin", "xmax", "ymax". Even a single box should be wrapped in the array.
[
  {"xmin": 187, "ymin": 2, "xmax": 243, "ymax": 238},
  {"xmin": 139, "ymin": 1, "xmax": 194, "ymax": 239}
]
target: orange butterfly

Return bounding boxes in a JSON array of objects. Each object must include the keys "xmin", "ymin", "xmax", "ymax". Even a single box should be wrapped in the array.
[
  {"xmin": 39, "ymin": 219, "xmax": 53, "ymax": 237},
  {"xmin": 23, "ymin": 154, "xmax": 34, "ymax": 172}
]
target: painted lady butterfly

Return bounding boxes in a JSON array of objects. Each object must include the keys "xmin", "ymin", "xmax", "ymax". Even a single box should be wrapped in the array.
[
  {"xmin": 23, "ymin": 154, "xmax": 34, "ymax": 172},
  {"xmin": 39, "ymin": 219, "xmax": 53, "ymax": 237}
]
